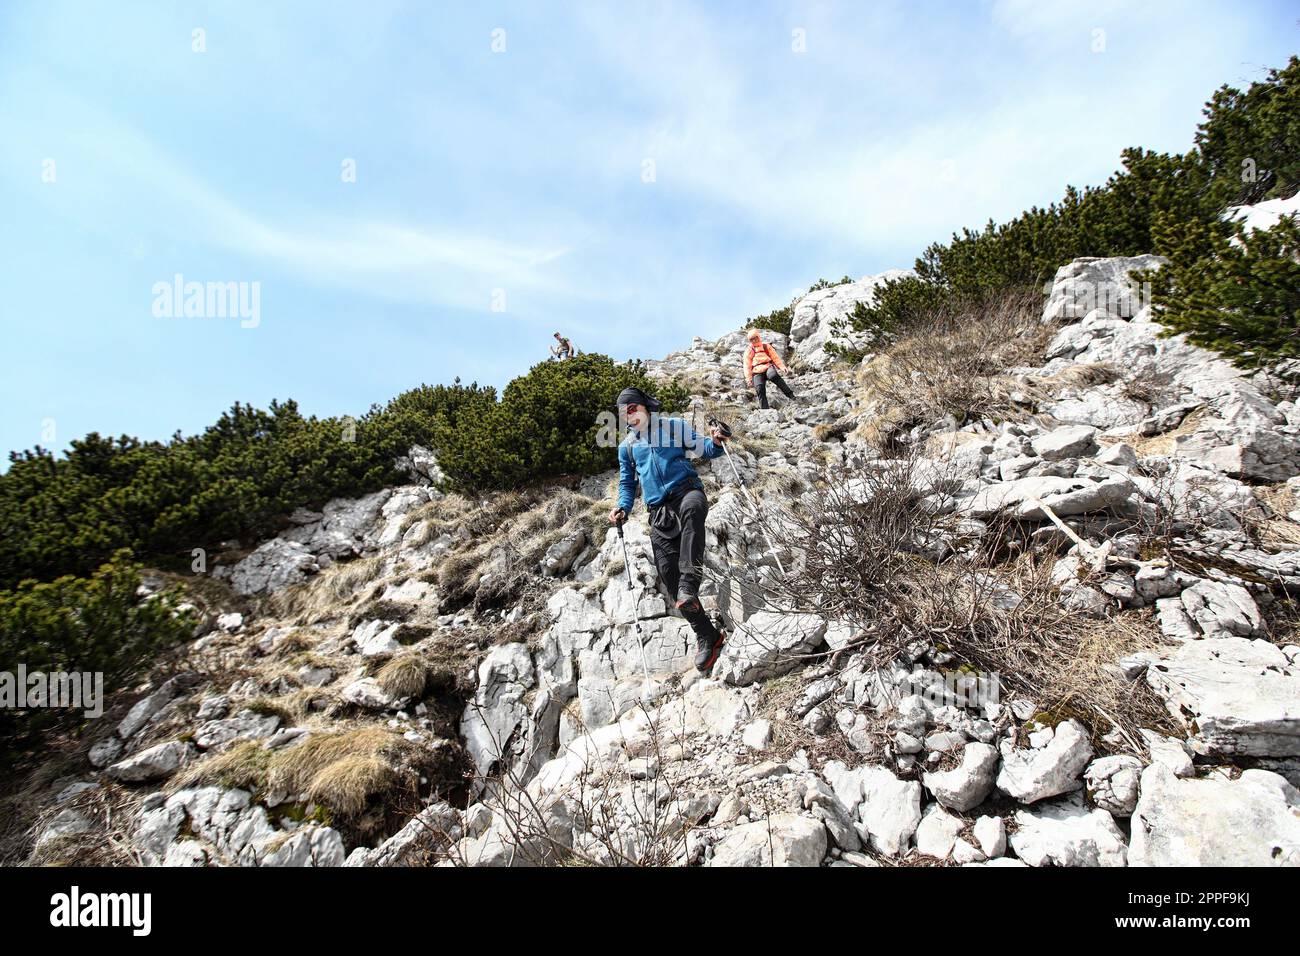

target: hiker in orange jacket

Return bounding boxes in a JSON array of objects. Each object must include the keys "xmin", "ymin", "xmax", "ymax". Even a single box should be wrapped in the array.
[{"xmin": 744, "ymin": 329, "xmax": 796, "ymax": 409}]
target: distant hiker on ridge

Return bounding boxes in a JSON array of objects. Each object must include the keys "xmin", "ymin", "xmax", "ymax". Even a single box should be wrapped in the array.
[
  {"xmin": 744, "ymin": 328, "xmax": 795, "ymax": 409},
  {"xmin": 609, "ymin": 386, "xmax": 729, "ymax": 674},
  {"xmin": 550, "ymin": 332, "xmax": 575, "ymax": 360}
]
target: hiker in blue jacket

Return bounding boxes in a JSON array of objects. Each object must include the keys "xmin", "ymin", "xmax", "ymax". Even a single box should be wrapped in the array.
[{"xmin": 608, "ymin": 387, "xmax": 729, "ymax": 673}]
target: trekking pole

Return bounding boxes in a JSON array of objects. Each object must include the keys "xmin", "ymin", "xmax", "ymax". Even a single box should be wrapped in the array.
[
  {"xmin": 708, "ymin": 417, "xmax": 787, "ymax": 576},
  {"xmin": 615, "ymin": 519, "xmax": 654, "ymax": 688}
]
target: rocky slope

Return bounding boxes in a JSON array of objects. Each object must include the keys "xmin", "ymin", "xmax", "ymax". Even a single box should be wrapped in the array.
[{"xmin": 21, "ymin": 227, "xmax": 1300, "ymax": 867}]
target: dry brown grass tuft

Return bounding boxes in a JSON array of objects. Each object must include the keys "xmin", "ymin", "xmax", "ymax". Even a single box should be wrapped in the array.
[
  {"xmin": 375, "ymin": 654, "xmax": 430, "ymax": 699},
  {"xmin": 1126, "ymin": 406, "xmax": 1210, "ymax": 458},
  {"xmin": 268, "ymin": 728, "xmax": 412, "ymax": 819},
  {"xmin": 1026, "ymin": 609, "xmax": 1174, "ymax": 744},
  {"xmin": 1, "ymin": 744, "xmax": 134, "ymax": 864},
  {"xmin": 23, "ymin": 783, "xmax": 148, "ymax": 866},
  {"xmin": 399, "ymin": 493, "xmax": 476, "ymax": 538},
  {"xmin": 754, "ymin": 671, "xmax": 882, "ymax": 767},
  {"xmin": 267, "ymin": 686, "xmax": 326, "ymax": 721},
  {"xmin": 674, "ymin": 368, "xmax": 731, "ymax": 398},
  {"xmin": 1263, "ymin": 597, "xmax": 1300, "ymax": 648},
  {"xmin": 171, "ymin": 726, "xmax": 422, "ymax": 823},
  {"xmin": 853, "ymin": 290, "xmax": 1052, "ymax": 450},
  {"xmin": 270, "ymin": 628, "xmax": 313, "ymax": 658},
  {"xmin": 269, "ymin": 554, "xmax": 388, "ymax": 622},
  {"xmin": 813, "ymin": 418, "xmax": 857, "ymax": 443},
  {"xmin": 302, "ymin": 755, "xmax": 396, "ymax": 818},
  {"xmin": 754, "ymin": 468, "xmax": 807, "ymax": 499},
  {"xmin": 1247, "ymin": 485, "xmax": 1300, "ymax": 548},
  {"xmin": 429, "ymin": 486, "xmax": 607, "ymax": 614},
  {"xmin": 172, "ymin": 739, "xmax": 271, "ymax": 792},
  {"xmin": 582, "ymin": 555, "xmax": 624, "ymax": 598},
  {"xmin": 757, "ymin": 454, "xmax": 1178, "ymax": 751},
  {"xmin": 689, "ymin": 399, "xmax": 777, "ymax": 454},
  {"xmin": 324, "ymin": 555, "xmax": 388, "ymax": 599},
  {"xmin": 729, "ymin": 435, "xmax": 778, "ymax": 462},
  {"xmin": 1035, "ymin": 362, "xmax": 1123, "ymax": 391},
  {"xmin": 244, "ymin": 695, "xmax": 295, "ymax": 724}
]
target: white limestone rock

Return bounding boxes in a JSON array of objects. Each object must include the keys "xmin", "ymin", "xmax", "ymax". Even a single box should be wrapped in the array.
[
  {"xmin": 1084, "ymin": 754, "xmax": 1144, "ymax": 817},
  {"xmin": 1095, "ymin": 442, "xmax": 1139, "ymax": 469},
  {"xmin": 34, "ymin": 808, "xmax": 93, "ymax": 850},
  {"xmin": 460, "ymin": 643, "xmax": 536, "ymax": 780},
  {"xmin": 1129, "ymin": 765, "xmax": 1300, "ymax": 866},
  {"xmin": 1145, "ymin": 637, "xmax": 1300, "ymax": 757},
  {"xmin": 1041, "ymin": 256, "xmax": 1167, "ymax": 325},
  {"xmin": 1047, "ymin": 386, "xmax": 1148, "ymax": 431},
  {"xmin": 542, "ymin": 530, "xmax": 588, "ymax": 577},
  {"xmin": 708, "ymin": 813, "xmax": 827, "ymax": 867},
  {"xmin": 742, "ymin": 719, "xmax": 773, "ymax": 750},
  {"xmin": 996, "ymin": 719, "xmax": 1093, "ymax": 804},
  {"xmin": 922, "ymin": 742, "xmax": 998, "ymax": 811},
  {"xmin": 824, "ymin": 761, "xmax": 923, "ymax": 857},
  {"xmin": 547, "ymin": 587, "xmax": 612, "ymax": 636},
  {"xmin": 790, "ymin": 270, "xmax": 914, "ymax": 369},
  {"xmin": 1010, "ymin": 793, "xmax": 1128, "ymax": 867},
  {"xmin": 88, "ymin": 737, "xmax": 124, "ymax": 768},
  {"xmin": 262, "ymin": 825, "xmax": 347, "ymax": 867},
  {"xmin": 347, "ymin": 803, "xmax": 463, "ymax": 867},
  {"xmin": 352, "ymin": 619, "xmax": 404, "ymax": 657},
  {"xmin": 1139, "ymin": 730, "xmax": 1196, "ymax": 778},
  {"xmin": 915, "ymin": 802, "xmax": 965, "ymax": 860},
  {"xmin": 230, "ymin": 538, "xmax": 321, "ymax": 596},
  {"xmin": 341, "ymin": 677, "xmax": 404, "ymax": 712},
  {"xmin": 116, "ymin": 675, "xmax": 195, "ymax": 740},
  {"xmin": 965, "ymin": 474, "xmax": 1138, "ymax": 520},
  {"xmin": 106, "ymin": 740, "xmax": 194, "ymax": 783},
  {"xmin": 973, "ymin": 815, "xmax": 1006, "ymax": 858},
  {"xmin": 193, "ymin": 710, "xmax": 282, "ymax": 752},
  {"xmin": 1031, "ymin": 425, "xmax": 1099, "ymax": 462},
  {"xmin": 716, "ymin": 611, "xmax": 827, "ymax": 686},
  {"xmin": 1177, "ymin": 580, "xmax": 1264, "ymax": 639}
]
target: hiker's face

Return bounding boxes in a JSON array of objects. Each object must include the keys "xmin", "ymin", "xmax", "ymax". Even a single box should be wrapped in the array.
[{"xmin": 624, "ymin": 403, "xmax": 648, "ymax": 429}]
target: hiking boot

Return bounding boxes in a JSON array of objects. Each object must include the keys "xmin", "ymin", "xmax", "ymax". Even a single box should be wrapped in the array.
[
  {"xmin": 694, "ymin": 630, "xmax": 726, "ymax": 674},
  {"xmin": 675, "ymin": 594, "xmax": 703, "ymax": 614}
]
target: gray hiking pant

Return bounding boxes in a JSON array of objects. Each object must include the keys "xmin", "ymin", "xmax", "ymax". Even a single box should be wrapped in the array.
[
  {"xmin": 754, "ymin": 367, "xmax": 795, "ymax": 409},
  {"xmin": 649, "ymin": 486, "xmax": 721, "ymax": 645}
]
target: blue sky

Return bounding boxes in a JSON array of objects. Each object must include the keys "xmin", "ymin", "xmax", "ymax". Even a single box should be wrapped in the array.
[{"xmin": 1, "ymin": 1, "xmax": 1296, "ymax": 461}]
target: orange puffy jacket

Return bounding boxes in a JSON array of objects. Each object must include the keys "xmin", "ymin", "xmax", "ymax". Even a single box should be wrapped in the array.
[{"xmin": 745, "ymin": 341, "xmax": 786, "ymax": 384}]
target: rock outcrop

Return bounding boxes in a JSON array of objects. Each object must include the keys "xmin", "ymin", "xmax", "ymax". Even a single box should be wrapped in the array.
[
  {"xmin": 790, "ymin": 270, "xmax": 914, "ymax": 369},
  {"xmin": 26, "ymin": 208, "xmax": 1300, "ymax": 868}
]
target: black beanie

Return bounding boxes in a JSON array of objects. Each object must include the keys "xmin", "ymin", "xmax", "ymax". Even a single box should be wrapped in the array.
[{"xmin": 615, "ymin": 386, "xmax": 662, "ymax": 411}]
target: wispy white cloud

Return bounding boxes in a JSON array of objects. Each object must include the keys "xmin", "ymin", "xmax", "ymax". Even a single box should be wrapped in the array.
[
  {"xmin": 989, "ymin": 0, "xmax": 1137, "ymax": 40},
  {"xmin": 3, "ymin": 76, "xmax": 581, "ymax": 313},
  {"xmin": 567, "ymin": 0, "xmax": 1272, "ymax": 257}
]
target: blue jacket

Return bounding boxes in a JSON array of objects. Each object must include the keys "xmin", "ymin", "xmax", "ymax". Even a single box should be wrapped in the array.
[{"xmin": 617, "ymin": 416, "xmax": 724, "ymax": 513}]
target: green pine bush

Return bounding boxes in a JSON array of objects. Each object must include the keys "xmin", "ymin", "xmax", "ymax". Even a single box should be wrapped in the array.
[
  {"xmin": 1151, "ymin": 213, "xmax": 1300, "ymax": 366},
  {"xmin": 0, "ymin": 356, "xmax": 682, "ymax": 586},
  {"xmin": 749, "ymin": 303, "xmax": 794, "ymax": 338},
  {"xmin": 433, "ymin": 353, "xmax": 687, "ymax": 491},
  {"xmin": 1197, "ymin": 57, "xmax": 1300, "ymax": 208},
  {"xmin": 0, "ymin": 386, "xmax": 487, "ymax": 588},
  {"xmin": 0, "ymin": 551, "xmax": 195, "ymax": 742}
]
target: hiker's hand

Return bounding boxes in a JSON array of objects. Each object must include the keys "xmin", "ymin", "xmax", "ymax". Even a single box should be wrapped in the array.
[
  {"xmin": 746, "ymin": 379, "xmax": 754, "ymax": 390},
  {"xmin": 711, "ymin": 427, "xmax": 728, "ymax": 442},
  {"xmin": 609, "ymin": 508, "xmax": 626, "ymax": 525}
]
